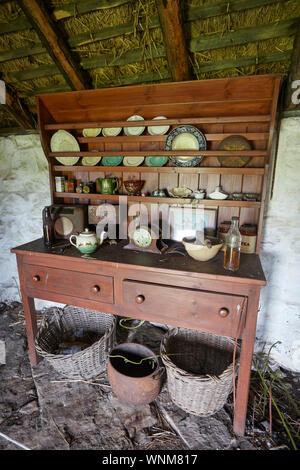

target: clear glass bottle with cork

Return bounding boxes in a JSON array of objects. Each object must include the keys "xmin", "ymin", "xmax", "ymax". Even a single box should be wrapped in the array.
[{"xmin": 223, "ymin": 216, "xmax": 242, "ymax": 271}]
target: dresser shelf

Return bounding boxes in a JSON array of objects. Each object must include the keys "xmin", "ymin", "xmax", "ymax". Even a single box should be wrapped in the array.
[
  {"xmin": 53, "ymin": 165, "xmax": 265, "ymax": 175},
  {"xmin": 54, "ymin": 192, "xmax": 262, "ymax": 207}
]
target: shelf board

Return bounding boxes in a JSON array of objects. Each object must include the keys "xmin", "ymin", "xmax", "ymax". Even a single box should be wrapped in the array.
[
  {"xmin": 77, "ymin": 132, "xmax": 269, "ymax": 143},
  {"xmin": 54, "ymin": 192, "xmax": 261, "ymax": 207},
  {"xmin": 53, "ymin": 165, "xmax": 265, "ymax": 175},
  {"xmin": 49, "ymin": 150, "xmax": 267, "ymax": 157},
  {"xmin": 44, "ymin": 115, "xmax": 271, "ymax": 130}
]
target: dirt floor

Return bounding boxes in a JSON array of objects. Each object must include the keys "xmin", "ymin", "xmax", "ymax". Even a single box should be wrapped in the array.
[{"xmin": 0, "ymin": 301, "xmax": 299, "ymax": 452}]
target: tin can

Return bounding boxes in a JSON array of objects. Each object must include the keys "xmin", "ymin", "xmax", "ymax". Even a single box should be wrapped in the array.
[
  {"xmin": 55, "ymin": 176, "xmax": 65, "ymax": 192},
  {"xmin": 240, "ymin": 224, "xmax": 257, "ymax": 254},
  {"xmin": 217, "ymin": 221, "xmax": 231, "ymax": 251}
]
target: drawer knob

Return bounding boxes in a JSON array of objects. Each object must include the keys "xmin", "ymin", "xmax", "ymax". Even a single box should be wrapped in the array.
[
  {"xmin": 91, "ymin": 285, "xmax": 100, "ymax": 293},
  {"xmin": 135, "ymin": 295, "xmax": 145, "ymax": 304},
  {"xmin": 32, "ymin": 275, "xmax": 40, "ymax": 282},
  {"xmin": 219, "ymin": 307, "xmax": 229, "ymax": 318}
]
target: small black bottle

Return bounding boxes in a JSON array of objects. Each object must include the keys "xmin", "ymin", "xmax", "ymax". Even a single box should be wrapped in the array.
[{"xmin": 42, "ymin": 206, "xmax": 55, "ymax": 247}]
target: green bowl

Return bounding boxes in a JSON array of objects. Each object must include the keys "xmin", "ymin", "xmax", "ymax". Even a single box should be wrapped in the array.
[{"xmin": 145, "ymin": 156, "xmax": 168, "ymax": 167}]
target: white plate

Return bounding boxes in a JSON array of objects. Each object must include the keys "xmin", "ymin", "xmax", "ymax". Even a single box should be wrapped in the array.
[
  {"xmin": 123, "ymin": 156, "xmax": 144, "ymax": 166},
  {"xmin": 102, "ymin": 127, "xmax": 122, "ymax": 137},
  {"xmin": 51, "ymin": 130, "xmax": 80, "ymax": 165},
  {"xmin": 124, "ymin": 115, "xmax": 145, "ymax": 136},
  {"xmin": 82, "ymin": 128, "xmax": 102, "ymax": 137},
  {"xmin": 148, "ymin": 116, "xmax": 169, "ymax": 136},
  {"xmin": 82, "ymin": 156, "xmax": 102, "ymax": 166}
]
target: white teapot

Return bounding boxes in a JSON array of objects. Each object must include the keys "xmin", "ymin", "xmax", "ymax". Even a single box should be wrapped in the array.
[{"xmin": 70, "ymin": 228, "xmax": 106, "ymax": 254}]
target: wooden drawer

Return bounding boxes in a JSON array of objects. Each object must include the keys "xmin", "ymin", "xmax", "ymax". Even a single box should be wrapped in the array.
[
  {"xmin": 122, "ymin": 280, "xmax": 246, "ymax": 337},
  {"xmin": 23, "ymin": 264, "xmax": 113, "ymax": 304}
]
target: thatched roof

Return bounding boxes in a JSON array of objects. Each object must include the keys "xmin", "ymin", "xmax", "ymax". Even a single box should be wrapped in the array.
[{"xmin": 0, "ymin": 0, "xmax": 299, "ymax": 132}]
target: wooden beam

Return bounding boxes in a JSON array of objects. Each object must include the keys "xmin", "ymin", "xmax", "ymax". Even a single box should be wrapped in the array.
[
  {"xmin": 190, "ymin": 17, "xmax": 300, "ymax": 52},
  {"xmin": 52, "ymin": 0, "xmax": 131, "ymax": 21},
  {"xmin": 19, "ymin": 0, "xmax": 89, "ymax": 91},
  {"xmin": 2, "ymin": 86, "xmax": 35, "ymax": 129},
  {"xmin": 0, "ymin": 44, "xmax": 45, "ymax": 63},
  {"xmin": 285, "ymin": 27, "xmax": 300, "ymax": 110},
  {"xmin": 155, "ymin": 0, "xmax": 191, "ymax": 81},
  {"xmin": 194, "ymin": 50, "xmax": 292, "ymax": 74}
]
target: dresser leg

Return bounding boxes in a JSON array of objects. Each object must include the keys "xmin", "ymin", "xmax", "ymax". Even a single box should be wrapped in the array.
[
  {"xmin": 22, "ymin": 294, "xmax": 39, "ymax": 366},
  {"xmin": 233, "ymin": 288, "xmax": 260, "ymax": 436}
]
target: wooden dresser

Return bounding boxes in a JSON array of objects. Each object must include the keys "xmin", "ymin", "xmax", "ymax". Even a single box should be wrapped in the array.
[{"xmin": 11, "ymin": 74, "xmax": 281, "ymax": 436}]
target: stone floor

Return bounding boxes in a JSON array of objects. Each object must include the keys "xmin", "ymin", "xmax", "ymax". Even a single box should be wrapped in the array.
[{"xmin": 0, "ymin": 302, "xmax": 299, "ymax": 452}]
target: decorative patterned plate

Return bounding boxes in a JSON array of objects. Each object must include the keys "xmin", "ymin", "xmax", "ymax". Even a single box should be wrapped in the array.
[
  {"xmin": 50, "ymin": 130, "xmax": 80, "ymax": 165},
  {"xmin": 123, "ymin": 156, "xmax": 145, "ymax": 166},
  {"xmin": 148, "ymin": 116, "xmax": 170, "ymax": 136},
  {"xmin": 164, "ymin": 125, "xmax": 206, "ymax": 167},
  {"xmin": 124, "ymin": 115, "xmax": 145, "ymax": 136},
  {"xmin": 145, "ymin": 156, "xmax": 168, "ymax": 167},
  {"xmin": 101, "ymin": 156, "xmax": 123, "ymax": 166},
  {"xmin": 81, "ymin": 156, "xmax": 101, "ymax": 166},
  {"xmin": 82, "ymin": 128, "xmax": 101, "ymax": 137},
  {"xmin": 217, "ymin": 135, "xmax": 251, "ymax": 167}
]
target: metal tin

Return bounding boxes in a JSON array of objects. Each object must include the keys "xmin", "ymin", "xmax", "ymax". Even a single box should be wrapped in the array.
[
  {"xmin": 55, "ymin": 176, "xmax": 65, "ymax": 192},
  {"xmin": 107, "ymin": 343, "xmax": 164, "ymax": 405}
]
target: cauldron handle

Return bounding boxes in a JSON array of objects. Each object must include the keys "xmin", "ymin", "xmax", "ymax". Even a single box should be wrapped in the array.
[{"xmin": 152, "ymin": 366, "xmax": 165, "ymax": 381}]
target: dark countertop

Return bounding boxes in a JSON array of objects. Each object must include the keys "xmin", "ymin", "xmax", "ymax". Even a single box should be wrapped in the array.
[{"xmin": 11, "ymin": 238, "xmax": 266, "ymax": 285}]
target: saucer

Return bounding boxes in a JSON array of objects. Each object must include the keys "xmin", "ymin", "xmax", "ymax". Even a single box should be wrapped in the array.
[
  {"xmin": 81, "ymin": 156, "xmax": 101, "ymax": 166},
  {"xmin": 123, "ymin": 156, "xmax": 144, "ymax": 166},
  {"xmin": 148, "ymin": 116, "xmax": 169, "ymax": 135},
  {"xmin": 102, "ymin": 127, "xmax": 122, "ymax": 137},
  {"xmin": 145, "ymin": 156, "xmax": 168, "ymax": 167},
  {"xmin": 102, "ymin": 156, "xmax": 123, "ymax": 166},
  {"xmin": 124, "ymin": 115, "xmax": 145, "ymax": 136},
  {"xmin": 82, "ymin": 128, "xmax": 101, "ymax": 137}
]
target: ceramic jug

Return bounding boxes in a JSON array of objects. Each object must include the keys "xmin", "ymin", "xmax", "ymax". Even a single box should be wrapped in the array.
[
  {"xmin": 96, "ymin": 177, "xmax": 119, "ymax": 195},
  {"xmin": 69, "ymin": 228, "xmax": 105, "ymax": 254}
]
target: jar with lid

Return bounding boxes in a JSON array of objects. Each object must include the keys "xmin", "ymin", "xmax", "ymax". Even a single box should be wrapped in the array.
[{"xmin": 223, "ymin": 216, "xmax": 242, "ymax": 271}]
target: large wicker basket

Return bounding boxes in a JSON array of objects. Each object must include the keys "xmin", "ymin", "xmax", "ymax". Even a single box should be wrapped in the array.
[
  {"xmin": 35, "ymin": 306, "xmax": 117, "ymax": 380},
  {"xmin": 160, "ymin": 328, "xmax": 240, "ymax": 417}
]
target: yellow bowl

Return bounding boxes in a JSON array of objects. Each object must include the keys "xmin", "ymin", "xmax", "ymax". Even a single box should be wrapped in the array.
[{"xmin": 182, "ymin": 237, "xmax": 223, "ymax": 262}]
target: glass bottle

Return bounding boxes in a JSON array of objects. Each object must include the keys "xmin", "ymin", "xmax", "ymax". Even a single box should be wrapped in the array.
[
  {"xmin": 223, "ymin": 216, "xmax": 242, "ymax": 271},
  {"xmin": 42, "ymin": 206, "xmax": 55, "ymax": 247}
]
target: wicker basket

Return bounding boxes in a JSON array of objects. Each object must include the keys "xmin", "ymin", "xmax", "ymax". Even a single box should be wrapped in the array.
[
  {"xmin": 160, "ymin": 328, "xmax": 240, "ymax": 417},
  {"xmin": 35, "ymin": 306, "xmax": 117, "ymax": 380}
]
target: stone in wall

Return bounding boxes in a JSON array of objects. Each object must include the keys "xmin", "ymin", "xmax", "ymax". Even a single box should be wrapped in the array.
[{"xmin": 0, "ymin": 134, "xmax": 52, "ymax": 308}]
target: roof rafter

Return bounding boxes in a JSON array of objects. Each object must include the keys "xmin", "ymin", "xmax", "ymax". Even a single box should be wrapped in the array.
[
  {"xmin": 155, "ymin": 0, "xmax": 191, "ymax": 82},
  {"xmin": 18, "ymin": 0, "xmax": 90, "ymax": 91},
  {"xmin": 2, "ymin": 85, "xmax": 35, "ymax": 129}
]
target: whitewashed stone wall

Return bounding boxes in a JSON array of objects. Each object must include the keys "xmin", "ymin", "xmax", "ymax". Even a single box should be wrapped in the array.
[{"xmin": 0, "ymin": 118, "xmax": 299, "ymax": 371}]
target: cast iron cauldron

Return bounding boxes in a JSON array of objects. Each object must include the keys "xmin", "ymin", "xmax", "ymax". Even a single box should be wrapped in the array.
[{"xmin": 107, "ymin": 343, "xmax": 164, "ymax": 405}]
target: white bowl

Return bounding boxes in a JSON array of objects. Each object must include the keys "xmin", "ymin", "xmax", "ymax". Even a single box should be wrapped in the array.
[{"xmin": 183, "ymin": 237, "xmax": 223, "ymax": 261}]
